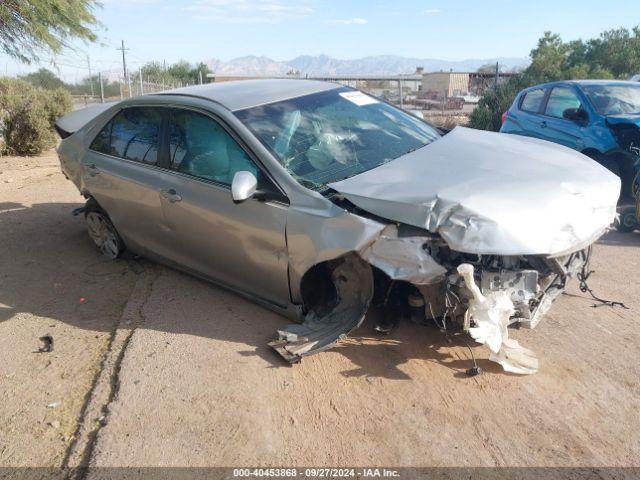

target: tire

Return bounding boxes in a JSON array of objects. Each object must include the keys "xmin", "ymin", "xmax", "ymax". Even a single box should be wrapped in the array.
[
  {"xmin": 84, "ymin": 200, "xmax": 125, "ymax": 259},
  {"xmin": 595, "ymin": 156, "xmax": 621, "ymax": 177},
  {"xmin": 614, "ymin": 205, "xmax": 638, "ymax": 233},
  {"xmin": 588, "ymin": 153, "xmax": 635, "ymax": 205}
]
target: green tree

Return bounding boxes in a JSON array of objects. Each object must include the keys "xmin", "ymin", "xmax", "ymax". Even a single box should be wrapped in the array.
[
  {"xmin": 19, "ymin": 68, "xmax": 65, "ymax": 90},
  {"xmin": 167, "ymin": 60, "xmax": 193, "ymax": 85},
  {"xmin": 469, "ymin": 76, "xmax": 529, "ymax": 132},
  {"xmin": 190, "ymin": 62, "xmax": 211, "ymax": 83},
  {"xmin": 477, "ymin": 63, "xmax": 501, "ymax": 74},
  {"xmin": 67, "ymin": 75, "xmax": 121, "ymax": 98},
  {"xmin": 141, "ymin": 60, "xmax": 212, "ymax": 87},
  {"xmin": 585, "ymin": 27, "xmax": 640, "ymax": 78},
  {"xmin": 141, "ymin": 61, "xmax": 166, "ymax": 84},
  {"xmin": 0, "ymin": 1, "xmax": 100, "ymax": 63},
  {"xmin": 525, "ymin": 32, "xmax": 570, "ymax": 83}
]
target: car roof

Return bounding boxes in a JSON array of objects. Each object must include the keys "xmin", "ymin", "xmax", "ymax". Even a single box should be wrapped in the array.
[
  {"xmin": 524, "ymin": 79, "xmax": 640, "ymax": 91},
  {"xmin": 153, "ymin": 78, "xmax": 341, "ymax": 111}
]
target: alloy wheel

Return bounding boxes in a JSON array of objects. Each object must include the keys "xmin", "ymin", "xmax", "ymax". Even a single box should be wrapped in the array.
[{"xmin": 86, "ymin": 211, "xmax": 121, "ymax": 259}]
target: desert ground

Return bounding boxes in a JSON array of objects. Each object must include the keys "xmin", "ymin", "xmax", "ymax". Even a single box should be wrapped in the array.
[{"xmin": 1, "ymin": 150, "xmax": 639, "ymax": 475}]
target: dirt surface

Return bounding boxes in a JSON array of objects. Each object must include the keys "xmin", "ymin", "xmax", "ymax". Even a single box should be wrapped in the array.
[
  {"xmin": 0, "ymin": 150, "xmax": 138, "ymax": 468},
  {"xmin": 1, "ymin": 151, "xmax": 639, "ymax": 470}
]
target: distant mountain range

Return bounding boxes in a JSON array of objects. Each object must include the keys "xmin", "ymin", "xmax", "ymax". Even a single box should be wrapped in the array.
[{"xmin": 205, "ymin": 54, "xmax": 529, "ymax": 76}]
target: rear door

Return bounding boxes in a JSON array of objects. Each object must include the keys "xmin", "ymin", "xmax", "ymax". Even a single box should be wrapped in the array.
[
  {"xmin": 510, "ymin": 87, "xmax": 548, "ymax": 139},
  {"xmin": 81, "ymin": 107, "xmax": 175, "ymax": 258},
  {"xmin": 538, "ymin": 85, "xmax": 589, "ymax": 150},
  {"xmin": 155, "ymin": 108, "xmax": 290, "ymax": 307}
]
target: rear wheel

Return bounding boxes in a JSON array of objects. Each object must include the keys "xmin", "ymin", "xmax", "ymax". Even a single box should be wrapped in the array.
[{"xmin": 84, "ymin": 200, "xmax": 124, "ymax": 259}]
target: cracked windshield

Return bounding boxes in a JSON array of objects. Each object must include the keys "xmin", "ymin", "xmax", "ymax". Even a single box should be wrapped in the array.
[
  {"xmin": 235, "ymin": 87, "xmax": 441, "ymax": 189},
  {"xmin": 582, "ymin": 84, "xmax": 640, "ymax": 115}
]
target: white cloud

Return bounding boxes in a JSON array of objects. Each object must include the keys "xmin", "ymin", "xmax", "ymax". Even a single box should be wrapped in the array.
[
  {"xmin": 187, "ymin": 0, "xmax": 313, "ymax": 24},
  {"xmin": 423, "ymin": 8, "xmax": 442, "ymax": 15},
  {"xmin": 327, "ymin": 18, "xmax": 368, "ymax": 25}
]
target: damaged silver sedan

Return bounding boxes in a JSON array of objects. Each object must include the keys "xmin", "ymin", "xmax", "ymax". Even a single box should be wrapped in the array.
[{"xmin": 56, "ymin": 79, "xmax": 620, "ymax": 374}]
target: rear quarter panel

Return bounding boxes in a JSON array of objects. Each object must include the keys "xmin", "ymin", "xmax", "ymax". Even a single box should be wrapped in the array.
[
  {"xmin": 56, "ymin": 103, "xmax": 122, "ymax": 195},
  {"xmin": 57, "ymin": 135, "xmax": 85, "ymax": 192}
]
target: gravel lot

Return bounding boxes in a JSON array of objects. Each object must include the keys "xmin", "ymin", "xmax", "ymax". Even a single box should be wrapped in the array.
[{"xmin": 1, "ymin": 150, "xmax": 639, "ymax": 473}]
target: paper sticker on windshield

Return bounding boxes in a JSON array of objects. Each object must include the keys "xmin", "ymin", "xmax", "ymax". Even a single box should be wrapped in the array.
[{"xmin": 339, "ymin": 91, "xmax": 379, "ymax": 106}]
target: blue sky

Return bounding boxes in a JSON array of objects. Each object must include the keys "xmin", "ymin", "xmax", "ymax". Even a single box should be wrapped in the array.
[{"xmin": 3, "ymin": 0, "xmax": 640, "ymax": 81}]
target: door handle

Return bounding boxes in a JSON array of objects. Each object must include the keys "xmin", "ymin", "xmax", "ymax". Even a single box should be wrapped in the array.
[
  {"xmin": 540, "ymin": 120, "xmax": 547, "ymax": 128},
  {"xmin": 160, "ymin": 188, "xmax": 182, "ymax": 203},
  {"xmin": 86, "ymin": 164, "xmax": 101, "ymax": 176}
]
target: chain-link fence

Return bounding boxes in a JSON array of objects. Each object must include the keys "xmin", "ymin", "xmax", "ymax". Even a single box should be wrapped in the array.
[{"xmin": 71, "ymin": 70, "xmax": 199, "ymax": 109}]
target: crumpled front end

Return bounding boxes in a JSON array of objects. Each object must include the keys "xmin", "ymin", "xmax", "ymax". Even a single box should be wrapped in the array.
[
  {"xmin": 270, "ymin": 128, "xmax": 619, "ymax": 374},
  {"xmin": 328, "ymin": 127, "xmax": 621, "ymax": 257},
  {"xmin": 272, "ymin": 215, "xmax": 591, "ymax": 374}
]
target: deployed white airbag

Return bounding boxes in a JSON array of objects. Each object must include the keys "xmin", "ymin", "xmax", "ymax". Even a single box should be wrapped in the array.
[{"xmin": 458, "ymin": 263, "xmax": 539, "ymax": 374}]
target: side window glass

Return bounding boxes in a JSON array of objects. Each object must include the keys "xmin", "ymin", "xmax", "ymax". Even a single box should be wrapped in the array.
[
  {"xmin": 90, "ymin": 108, "xmax": 161, "ymax": 165},
  {"xmin": 169, "ymin": 110, "xmax": 260, "ymax": 186},
  {"xmin": 520, "ymin": 89, "xmax": 545, "ymax": 113},
  {"xmin": 90, "ymin": 119, "xmax": 113, "ymax": 154},
  {"xmin": 545, "ymin": 87, "xmax": 583, "ymax": 119}
]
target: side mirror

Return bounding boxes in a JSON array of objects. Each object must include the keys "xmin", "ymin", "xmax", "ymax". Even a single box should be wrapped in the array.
[
  {"xmin": 231, "ymin": 171, "xmax": 257, "ymax": 202},
  {"xmin": 562, "ymin": 107, "xmax": 588, "ymax": 123}
]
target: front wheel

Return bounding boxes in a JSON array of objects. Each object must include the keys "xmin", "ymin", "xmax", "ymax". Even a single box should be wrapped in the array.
[
  {"xmin": 85, "ymin": 202, "xmax": 125, "ymax": 259},
  {"xmin": 614, "ymin": 205, "xmax": 638, "ymax": 233}
]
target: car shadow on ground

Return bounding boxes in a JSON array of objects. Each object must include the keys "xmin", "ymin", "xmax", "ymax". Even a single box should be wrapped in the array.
[
  {"xmin": 0, "ymin": 201, "xmax": 500, "ymax": 381},
  {"xmin": 334, "ymin": 321, "xmax": 507, "ymax": 380},
  {"xmin": 597, "ymin": 229, "xmax": 640, "ymax": 247}
]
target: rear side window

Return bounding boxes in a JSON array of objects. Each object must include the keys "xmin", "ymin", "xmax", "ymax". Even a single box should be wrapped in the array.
[
  {"xmin": 90, "ymin": 108, "xmax": 162, "ymax": 165},
  {"xmin": 520, "ymin": 89, "xmax": 545, "ymax": 113},
  {"xmin": 544, "ymin": 87, "xmax": 583, "ymax": 118},
  {"xmin": 168, "ymin": 109, "xmax": 259, "ymax": 186}
]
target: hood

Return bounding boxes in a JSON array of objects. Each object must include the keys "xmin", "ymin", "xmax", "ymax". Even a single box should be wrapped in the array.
[
  {"xmin": 605, "ymin": 114, "xmax": 640, "ymax": 127},
  {"xmin": 328, "ymin": 127, "xmax": 620, "ymax": 256}
]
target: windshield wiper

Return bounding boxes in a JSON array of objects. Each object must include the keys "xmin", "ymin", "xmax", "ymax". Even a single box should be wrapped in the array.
[
  {"xmin": 296, "ymin": 178, "xmax": 323, "ymax": 191},
  {"xmin": 399, "ymin": 143, "xmax": 428, "ymax": 157}
]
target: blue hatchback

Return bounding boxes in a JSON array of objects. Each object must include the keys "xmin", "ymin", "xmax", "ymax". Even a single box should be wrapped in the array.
[{"xmin": 501, "ymin": 80, "xmax": 640, "ymax": 231}]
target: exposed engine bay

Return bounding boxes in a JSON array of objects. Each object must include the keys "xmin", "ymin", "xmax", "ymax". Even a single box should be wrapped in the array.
[
  {"xmin": 269, "ymin": 128, "xmax": 622, "ymax": 375},
  {"xmin": 271, "ymin": 220, "xmax": 590, "ymax": 375},
  {"xmin": 605, "ymin": 120, "xmax": 640, "ymax": 204}
]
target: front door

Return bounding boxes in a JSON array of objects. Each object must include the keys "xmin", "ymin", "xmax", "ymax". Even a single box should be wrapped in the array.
[
  {"xmin": 156, "ymin": 108, "xmax": 290, "ymax": 307},
  {"xmin": 539, "ymin": 86, "xmax": 588, "ymax": 150}
]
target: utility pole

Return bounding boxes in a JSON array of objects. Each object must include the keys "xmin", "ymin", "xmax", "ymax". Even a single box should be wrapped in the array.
[
  {"xmin": 139, "ymin": 68, "xmax": 144, "ymax": 95},
  {"xmin": 199, "ymin": 69, "xmax": 203, "ymax": 85},
  {"xmin": 494, "ymin": 61, "xmax": 499, "ymax": 90},
  {"xmin": 87, "ymin": 55, "xmax": 94, "ymax": 97},
  {"xmin": 117, "ymin": 40, "xmax": 131, "ymax": 97},
  {"xmin": 98, "ymin": 71, "xmax": 105, "ymax": 103},
  {"xmin": 163, "ymin": 59, "xmax": 166, "ymax": 90}
]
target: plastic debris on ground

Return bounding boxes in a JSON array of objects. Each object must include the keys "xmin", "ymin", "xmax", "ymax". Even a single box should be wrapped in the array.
[{"xmin": 457, "ymin": 263, "xmax": 539, "ymax": 375}]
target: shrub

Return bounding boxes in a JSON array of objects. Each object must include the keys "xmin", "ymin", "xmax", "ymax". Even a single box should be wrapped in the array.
[
  {"xmin": 43, "ymin": 87, "xmax": 73, "ymax": 127},
  {"xmin": 0, "ymin": 77, "xmax": 73, "ymax": 156},
  {"xmin": 468, "ymin": 77, "xmax": 529, "ymax": 132}
]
